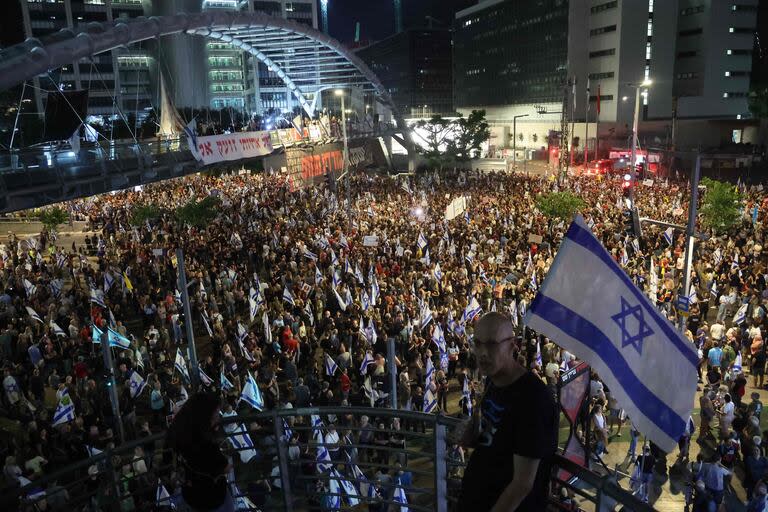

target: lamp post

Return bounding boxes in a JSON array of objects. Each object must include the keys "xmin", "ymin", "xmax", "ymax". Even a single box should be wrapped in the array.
[
  {"xmin": 513, "ymin": 113, "xmax": 529, "ymax": 170},
  {"xmin": 628, "ymin": 78, "xmax": 652, "ymax": 206},
  {"xmin": 335, "ymin": 89, "xmax": 350, "ymax": 228}
]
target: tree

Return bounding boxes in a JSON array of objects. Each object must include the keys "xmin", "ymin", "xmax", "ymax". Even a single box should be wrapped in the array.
[
  {"xmin": 38, "ymin": 206, "xmax": 69, "ymax": 232},
  {"xmin": 450, "ymin": 110, "xmax": 490, "ymax": 161},
  {"xmin": 129, "ymin": 204, "xmax": 162, "ymax": 226},
  {"xmin": 175, "ymin": 196, "xmax": 221, "ymax": 228},
  {"xmin": 699, "ymin": 178, "xmax": 743, "ymax": 234},
  {"xmin": 535, "ymin": 192, "xmax": 586, "ymax": 219},
  {"xmin": 748, "ymin": 84, "xmax": 768, "ymax": 120},
  {"xmin": 414, "ymin": 115, "xmax": 455, "ymax": 168}
]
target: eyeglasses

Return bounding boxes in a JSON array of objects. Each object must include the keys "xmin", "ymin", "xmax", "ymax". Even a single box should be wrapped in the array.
[{"xmin": 470, "ymin": 336, "xmax": 514, "ymax": 350}]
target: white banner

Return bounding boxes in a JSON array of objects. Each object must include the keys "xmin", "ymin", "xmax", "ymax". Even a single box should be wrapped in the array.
[
  {"xmin": 362, "ymin": 235, "xmax": 379, "ymax": 247},
  {"xmin": 189, "ymin": 130, "xmax": 274, "ymax": 165},
  {"xmin": 444, "ymin": 196, "xmax": 468, "ymax": 221}
]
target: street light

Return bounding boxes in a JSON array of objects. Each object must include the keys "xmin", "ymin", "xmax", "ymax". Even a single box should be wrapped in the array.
[
  {"xmin": 335, "ymin": 89, "xmax": 351, "ymax": 228},
  {"xmin": 513, "ymin": 113, "xmax": 529, "ymax": 170},
  {"xmin": 627, "ymin": 79, "xmax": 652, "ymax": 206}
]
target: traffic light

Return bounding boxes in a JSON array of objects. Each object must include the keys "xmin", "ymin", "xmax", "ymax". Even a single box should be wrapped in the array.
[
  {"xmin": 621, "ymin": 206, "xmax": 643, "ymax": 240},
  {"xmin": 621, "ymin": 173, "xmax": 632, "ymax": 197}
]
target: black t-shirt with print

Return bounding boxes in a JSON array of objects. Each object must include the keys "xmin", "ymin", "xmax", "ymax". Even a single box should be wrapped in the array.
[{"xmin": 459, "ymin": 372, "xmax": 558, "ymax": 512}]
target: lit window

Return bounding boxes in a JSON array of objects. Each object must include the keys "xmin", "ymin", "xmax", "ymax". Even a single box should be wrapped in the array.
[
  {"xmin": 723, "ymin": 92, "xmax": 729, "ymax": 98},
  {"xmin": 727, "ymin": 49, "xmax": 733, "ymax": 55},
  {"xmin": 729, "ymin": 27, "xmax": 734, "ymax": 32},
  {"xmin": 647, "ymin": 21, "xmax": 653, "ymax": 36},
  {"xmin": 725, "ymin": 71, "xmax": 731, "ymax": 76},
  {"xmin": 648, "ymin": 0, "xmax": 654, "ymax": 13},
  {"xmin": 645, "ymin": 42, "xmax": 652, "ymax": 60}
]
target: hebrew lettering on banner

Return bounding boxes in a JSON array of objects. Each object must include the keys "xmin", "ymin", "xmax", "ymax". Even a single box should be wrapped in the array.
[{"xmin": 189, "ymin": 130, "xmax": 274, "ymax": 165}]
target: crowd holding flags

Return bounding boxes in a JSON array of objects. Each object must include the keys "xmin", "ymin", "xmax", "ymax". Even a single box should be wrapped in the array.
[
  {"xmin": 240, "ymin": 372, "xmax": 264, "ymax": 410},
  {"xmin": 52, "ymin": 388, "xmax": 75, "ymax": 426}
]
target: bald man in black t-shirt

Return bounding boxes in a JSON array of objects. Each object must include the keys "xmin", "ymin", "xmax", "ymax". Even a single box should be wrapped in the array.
[{"xmin": 458, "ymin": 312, "xmax": 558, "ymax": 512}]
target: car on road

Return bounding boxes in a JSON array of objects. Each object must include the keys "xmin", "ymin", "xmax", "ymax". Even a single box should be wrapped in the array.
[{"xmin": 583, "ymin": 159, "xmax": 614, "ymax": 176}]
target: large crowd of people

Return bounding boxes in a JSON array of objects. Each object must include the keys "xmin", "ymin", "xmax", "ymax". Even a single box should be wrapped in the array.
[{"xmin": 0, "ymin": 165, "xmax": 767, "ymax": 511}]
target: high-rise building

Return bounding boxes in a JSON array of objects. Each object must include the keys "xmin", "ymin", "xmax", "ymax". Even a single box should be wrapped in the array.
[
  {"xmin": 357, "ymin": 28, "xmax": 453, "ymax": 117},
  {"xmin": 453, "ymin": 0, "xmax": 760, "ymax": 154},
  {"xmin": 19, "ymin": 0, "xmax": 153, "ymax": 123}
]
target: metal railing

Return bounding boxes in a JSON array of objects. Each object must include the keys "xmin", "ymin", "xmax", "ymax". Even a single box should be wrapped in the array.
[{"xmin": 5, "ymin": 407, "xmax": 652, "ymax": 512}]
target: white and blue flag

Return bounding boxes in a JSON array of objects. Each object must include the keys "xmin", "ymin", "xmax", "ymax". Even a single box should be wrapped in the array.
[
  {"xmin": 23, "ymin": 278, "xmax": 37, "ymax": 297},
  {"xmin": 283, "ymin": 286, "xmax": 295, "ymax": 306},
  {"xmin": 359, "ymin": 351, "xmax": 375, "ymax": 375},
  {"xmin": 240, "ymin": 372, "xmax": 264, "ymax": 410},
  {"xmin": 228, "ymin": 423, "xmax": 259, "ymax": 463},
  {"xmin": 325, "ymin": 353, "xmax": 339, "ymax": 376},
  {"xmin": 25, "ymin": 306, "xmax": 43, "ymax": 324},
  {"xmin": 220, "ymin": 370, "xmax": 234, "ymax": 391},
  {"xmin": 53, "ymin": 388, "xmax": 75, "ymax": 426},
  {"xmin": 104, "ymin": 272, "xmax": 115, "ymax": 293},
  {"xmin": 663, "ymin": 227, "xmax": 674, "ymax": 246},
  {"xmin": 417, "ymin": 232, "xmax": 428, "ymax": 251},
  {"xmin": 199, "ymin": 367, "xmax": 214, "ymax": 387},
  {"xmin": 129, "ymin": 370, "xmax": 147, "ymax": 398},
  {"xmin": 734, "ymin": 303, "xmax": 748, "ymax": 325},
  {"xmin": 524, "ymin": 216, "xmax": 698, "ymax": 453},
  {"xmin": 174, "ymin": 348, "xmax": 190, "ymax": 382},
  {"xmin": 393, "ymin": 479, "xmax": 409, "ymax": 511},
  {"xmin": 156, "ymin": 480, "xmax": 173, "ymax": 508},
  {"xmin": 303, "ymin": 247, "xmax": 318, "ymax": 261}
]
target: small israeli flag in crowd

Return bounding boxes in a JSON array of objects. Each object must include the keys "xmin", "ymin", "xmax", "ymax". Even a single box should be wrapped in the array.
[
  {"xmin": 359, "ymin": 351, "xmax": 375, "ymax": 375},
  {"xmin": 462, "ymin": 377, "xmax": 472, "ymax": 417},
  {"xmin": 315, "ymin": 265, "xmax": 324, "ymax": 286},
  {"xmin": 129, "ymin": 370, "xmax": 147, "ymax": 398},
  {"xmin": 53, "ymin": 388, "xmax": 75, "ymax": 426},
  {"xmin": 283, "ymin": 286, "xmax": 295, "ymax": 306},
  {"xmin": 90, "ymin": 288, "xmax": 107, "ymax": 308},
  {"xmin": 108, "ymin": 328, "xmax": 131, "ymax": 350},
  {"xmin": 201, "ymin": 310, "xmax": 213, "ymax": 337},
  {"xmin": 303, "ymin": 247, "xmax": 318, "ymax": 261},
  {"xmin": 174, "ymin": 348, "xmax": 190, "ymax": 382},
  {"xmin": 23, "ymin": 278, "xmax": 37, "ymax": 297},
  {"xmin": 228, "ymin": 423, "xmax": 259, "ymax": 463},
  {"xmin": 316, "ymin": 444, "xmax": 333, "ymax": 473},
  {"xmin": 417, "ymin": 232, "xmax": 428, "ymax": 250},
  {"xmin": 462, "ymin": 297, "xmax": 482, "ymax": 324},
  {"xmin": 663, "ymin": 227, "xmax": 674, "ymax": 246},
  {"xmin": 199, "ymin": 367, "xmax": 214, "ymax": 387},
  {"xmin": 371, "ymin": 276, "xmax": 380, "ymax": 305},
  {"xmin": 103, "ymin": 272, "xmax": 115, "ymax": 293},
  {"xmin": 49, "ymin": 321, "xmax": 66, "ymax": 338},
  {"xmin": 393, "ymin": 479, "xmax": 409, "ymax": 511},
  {"xmin": 524, "ymin": 216, "xmax": 698, "ymax": 453},
  {"xmin": 332, "ymin": 468, "xmax": 361, "ymax": 506},
  {"xmin": 734, "ymin": 303, "xmax": 748, "ymax": 325},
  {"xmin": 220, "ymin": 370, "xmax": 234, "ymax": 391},
  {"xmin": 240, "ymin": 372, "xmax": 264, "ymax": 410},
  {"xmin": 325, "ymin": 353, "xmax": 339, "ymax": 376},
  {"xmin": 156, "ymin": 480, "xmax": 173, "ymax": 508},
  {"xmin": 26, "ymin": 306, "xmax": 43, "ymax": 324}
]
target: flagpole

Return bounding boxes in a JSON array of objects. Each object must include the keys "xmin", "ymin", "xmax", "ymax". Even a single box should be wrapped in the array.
[
  {"xmin": 595, "ymin": 85, "xmax": 601, "ymax": 160},
  {"xmin": 176, "ymin": 249, "xmax": 200, "ymax": 390},
  {"xmin": 101, "ymin": 328, "xmax": 125, "ymax": 444},
  {"xmin": 584, "ymin": 78, "xmax": 590, "ymax": 165},
  {"xmin": 387, "ymin": 337, "xmax": 398, "ymax": 410}
]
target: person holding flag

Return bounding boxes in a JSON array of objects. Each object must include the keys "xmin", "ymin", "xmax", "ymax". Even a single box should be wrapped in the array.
[{"xmin": 458, "ymin": 312, "xmax": 557, "ymax": 512}]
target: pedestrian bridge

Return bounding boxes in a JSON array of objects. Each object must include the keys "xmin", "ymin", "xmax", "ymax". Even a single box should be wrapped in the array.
[{"xmin": 0, "ymin": 11, "xmax": 418, "ymax": 213}]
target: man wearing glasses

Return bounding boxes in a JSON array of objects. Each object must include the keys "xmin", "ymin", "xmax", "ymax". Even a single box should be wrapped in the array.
[{"xmin": 458, "ymin": 312, "xmax": 558, "ymax": 512}]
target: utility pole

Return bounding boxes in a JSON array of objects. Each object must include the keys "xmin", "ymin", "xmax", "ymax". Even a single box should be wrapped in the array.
[
  {"xmin": 678, "ymin": 153, "xmax": 701, "ymax": 333},
  {"xmin": 513, "ymin": 113, "xmax": 529, "ymax": 171},
  {"xmin": 176, "ymin": 249, "xmax": 200, "ymax": 390},
  {"xmin": 101, "ymin": 328, "xmax": 125, "ymax": 444},
  {"xmin": 336, "ymin": 89, "xmax": 351, "ymax": 229},
  {"xmin": 558, "ymin": 86, "xmax": 570, "ymax": 185}
]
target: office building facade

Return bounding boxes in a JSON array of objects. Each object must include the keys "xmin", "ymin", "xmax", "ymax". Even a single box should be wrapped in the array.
[
  {"xmin": 454, "ymin": 0, "xmax": 760, "ymax": 154},
  {"xmin": 19, "ymin": 0, "xmax": 153, "ymax": 123},
  {"xmin": 357, "ymin": 28, "xmax": 454, "ymax": 117}
]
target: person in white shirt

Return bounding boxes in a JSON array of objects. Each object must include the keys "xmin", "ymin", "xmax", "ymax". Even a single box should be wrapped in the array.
[
  {"xmin": 719, "ymin": 394, "xmax": 735, "ymax": 437},
  {"xmin": 324, "ymin": 425, "xmax": 340, "ymax": 461}
]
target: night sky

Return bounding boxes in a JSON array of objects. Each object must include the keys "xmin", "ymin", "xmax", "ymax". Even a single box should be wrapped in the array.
[{"xmin": 327, "ymin": 0, "xmax": 477, "ymax": 43}]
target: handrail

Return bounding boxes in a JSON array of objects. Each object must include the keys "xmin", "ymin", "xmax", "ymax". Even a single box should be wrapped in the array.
[{"xmin": 7, "ymin": 407, "xmax": 648, "ymax": 511}]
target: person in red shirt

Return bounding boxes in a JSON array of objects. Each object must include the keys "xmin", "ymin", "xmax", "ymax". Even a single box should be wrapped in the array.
[{"xmin": 339, "ymin": 368, "xmax": 351, "ymax": 401}]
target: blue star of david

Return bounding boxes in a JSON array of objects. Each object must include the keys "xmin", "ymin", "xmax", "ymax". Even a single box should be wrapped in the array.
[{"xmin": 611, "ymin": 297, "xmax": 654, "ymax": 355}]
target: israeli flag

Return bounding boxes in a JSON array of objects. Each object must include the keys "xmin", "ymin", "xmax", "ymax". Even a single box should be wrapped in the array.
[
  {"xmin": 371, "ymin": 276, "xmax": 380, "ymax": 305},
  {"xmin": 464, "ymin": 210, "xmax": 470, "ymax": 225},
  {"xmin": 220, "ymin": 370, "xmax": 234, "ymax": 391},
  {"xmin": 525, "ymin": 252, "xmax": 534, "ymax": 275},
  {"xmin": 434, "ymin": 263, "xmax": 443, "ymax": 282},
  {"xmin": 333, "ymin": 286, "xmax": 347, "ymax": 311},
  {"xmin": 330, "ymin": 248, "xmax": 339, "ymax": 267},
  {"xmin": 52, "ymin": 388, "xmax": 75, "ymax": 426},
  {"xmin": 26, "ymin": 306, "xmax": 43, "ymax": 324},
  {"xmin": 364, "ymin": 320, "xmax": 378, "ymax": 346},
  {"xmin": 49, "ymin": 279, "xmax": 63, "ymax": 298},
  {"xmin": 355, "ymin": 264, "xmax": 365, "ymax": 285},
  {"xmin": 316, "ymin": 444, "xmax": 333, "ymax": 473},
  {"xmin": 86, "ymin": 445, "xmax": 103, "ymax": 458},
  {"xmin": 663, "ymin": 227, "xmax": 674, "ymax": 246},
  {"xmin": 174, "ymin": 348, "xmax": 190, "ymax": 382},
  {"xmin": 360, "ymin": 351, "xmax": 375, "ymax": 375},
  {"xmin": 248, "ymin": 287, "xmax": 259, "ymax": 321},
  {"xmin": 393, "ymin": 480, "xmax": 409, "ymax": 511},
  {"xmin": 236, "ymin": 323, "xmax": 248, "ymax": 343},
  {"xmin": 311, "ymin": 414, "xmax": 325, "ymax": 441},
  {"xmin": 361, "ymin": 291, "xmax": 371, "ymax": 312},
  {"xmin": 104, "ymin": 272, "xmax": 115, "ymax": 293},
  {"xmin": 231, "ymin": 483, "xmax": 258, "ymax": 511},
  {"xmin": 332, "ymin": 468, "xmax": 361, "ymax": 506},
  {"xmin": 305, "ymin": 300, "xmax": 314, "ymax": 326},
  {"xmin": 263, "ymin": 311, "xmax": 272, "ymax": 344},
  {"xmin": 282, "ymin": 418, "xmax": 294, "ymax": 440},
  {"xmin": 303, "ymin": 247, "xmax": 318, "ymax": 261},
  {"xmin": 530, "ymin": 271, "xmax": 538, "ymax": 291},
  {"xmin": 508, "ymin": 300, "xmax": 519, "ymax": 328},
  {"xmin": 733, "ymin": 352, "xmax": 743, "ymax": 374},
  {"xmin": 420, "ymin": 305, "xmax": 433, "ymax": 330},
  {"xmin": 462, "ymin": 377, "xmax": 472, "ymax": 417},
  {"xmin": 23, "ymin": 278, "xmax": 37, "ymax": 297},
  {"xmin": 228, "ymin": 423, "xmax": 259, "ymax": 463},
  {"xmin": 447, "ymin": 309, "xmax": 458, "ymax": 334},
  {"xmin": 524, "ymin": 216, "xmax": 698, "ymax": 453},
  {"xmin": 201, "ymin": 311, "xmax": 213, "ymax": 337},
  {"xmin": 332, "ymin": 268, "xmax": 342, "ymax": 288},
  {"xmin": 535, "ymin": 340, "xmax": 543, "ymax": 367},
  {"xmin": 345, "ymin": 258, "xmax": 353, "ymax": 275},
  {"xmin": 688, "ymin": 285, "xmax": 698, "ymax": 305},
  {"xmin": 462, "ymin": 297, "xmax": 482, "ymax": 324},
  {"xmin": 156, "ymin": 480, "xmax": 173, "ymax": 508},
  {"xmin": 417, "ymin": 232, "xmax": 428, "ymax": 250},
  {"xmin": 315, "ymin": 265, "xmax": 324, "ymax": 286},
  {"xmin": 90, "ymin": 289, "xmax": 107, "ymax": 308},
  {"xmin": 108, "ymin": 328, "xmax": 131, "ymax": 350},
  {"xmin": 240, "ymin": 372, "xmax": 264, "ymax": 410},
  {"xmin": 325, "ymin": 353, "xmax": 339, "ymax": 376},
  {"xmin": 734, "ymin": 303, "xmax": 748, "ymax": 325},
  {"xmin": 129, "ymin": 370, "xmax": 147, "ymax": 398},
  {"xmin": 709, "ymin": 280, "xmax": 718, "ymax": 299},
  {"xmin": 465, "ymin": 252, "xmax": 474, "ymax": 265},
  {"xmin": 425, "ymin": 356, "xmax": 435, "ymax": 385},
  {"xmin": 199, "ymin": 367, "xmax": 214, "ymax": 387},
  {"xmin": 339, "ymin": 234, "xmax": 349, "ymax": 250},
  {"xmin": 421, "ymin": 249, "xmax": 431, "ymax": 266},
  {"xmin": 283, "ymin": 286, "xmax": 295, "ymax": 306}
]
